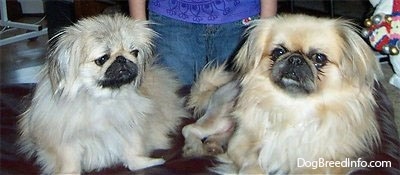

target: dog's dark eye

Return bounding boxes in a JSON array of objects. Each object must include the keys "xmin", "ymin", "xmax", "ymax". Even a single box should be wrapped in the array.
[
  {"xmin": 271, "ymin": 47, "xmax": 287, "ymax": 61},
  {"xmin": 94, "ymin": 54, "xmax": 109, "ymax": 66},
  {"xmin": 312, "ymin": 53, "xmax": 328, "ymax": 68},
  {"xmin": 130, "ymin": 49, "xmax": 139, "ymax": 57}
]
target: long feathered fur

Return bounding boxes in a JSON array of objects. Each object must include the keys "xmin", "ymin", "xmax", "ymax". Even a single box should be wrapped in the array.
[
  {"xmin": 18, "ymin": 14, "xmax": 186, "ymax": 174},
  {"xmin": 189, "ymin": 14, "xmax": 387, "ymax": 174},
  {"xmin": 187, "ymin": 64, "xmax": 236, "ymax": 116}
]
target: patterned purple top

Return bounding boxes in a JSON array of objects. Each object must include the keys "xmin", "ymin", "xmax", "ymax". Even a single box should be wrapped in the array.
[{"xmin": 148, "ymin": 0, "xmax": 261, "ymax": 24}]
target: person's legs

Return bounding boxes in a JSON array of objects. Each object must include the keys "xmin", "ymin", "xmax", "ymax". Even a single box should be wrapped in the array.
[
  {"xmin": 149, "ymin": 12, "xmax": 207, "ymax": 86},
  {"xmin": 207, "ymin": 18, "xmax": 249, "ymax": 66},
  {"xmin": 43, "ymin": 0, "xmax": 75, "ymax": 39}
]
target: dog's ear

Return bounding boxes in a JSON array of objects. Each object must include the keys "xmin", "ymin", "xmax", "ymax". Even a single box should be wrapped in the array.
[
  {"xmin": 47, "ymin": 32, "xmax": 65, "ymax": 94},
  {"xmin": 46, "ymin": 30, "xmax": 82, "ymax": 95},
  {"xmin": 135, "ymin": 41, "xmax": 155, "ymax": 87},
  {"xmin": 337, "ymin": 20, "xmax": 383, "ymax": 88},
  {"xmin": 233, "ymin": 18, "xmax": 274, "ymax": 74},
  {"xmin": 129, "ymin": 19, "xmax": 157, "ymax": 87}
]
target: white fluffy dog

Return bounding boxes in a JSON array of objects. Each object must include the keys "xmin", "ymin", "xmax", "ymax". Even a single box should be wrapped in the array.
[{"xmin": 18, "ymin": 14, "xmax": 187, "ymax": 174}]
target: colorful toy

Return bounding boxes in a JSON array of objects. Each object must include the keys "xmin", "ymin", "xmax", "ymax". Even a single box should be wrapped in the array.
[{"xmin": 363, "ymin": 0, "xmax": 400, "ymax": 89}]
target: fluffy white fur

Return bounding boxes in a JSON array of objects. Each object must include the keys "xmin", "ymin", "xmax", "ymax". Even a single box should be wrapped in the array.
[{"xmin": 18, "ymin": 14, "xmax": 186, "ymax": 174}]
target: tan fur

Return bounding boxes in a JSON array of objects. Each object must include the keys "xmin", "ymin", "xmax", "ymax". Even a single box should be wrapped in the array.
[
  {"xmin": 182, "ymin": 65, "xmax": 238, "ymax": 157},
  {"xmin": 18, "ymin": 14, "xmax": 186, "ymax": 174},
  {"xmin": 187, "ymin": 65, "xmax": 236, "ymax": 116},
  {"xmin": 191, "ymin": 14, "xmax": 382, "ymax": 174}
]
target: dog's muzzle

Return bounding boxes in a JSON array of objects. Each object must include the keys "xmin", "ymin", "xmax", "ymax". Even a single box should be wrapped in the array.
[
  {"xmin": 99, "ymin": 56, "xmax": 138, "ymax": 89},
  {"xmin": 271, "ymin": 53, "xmax": 316, "ymax": 94}
]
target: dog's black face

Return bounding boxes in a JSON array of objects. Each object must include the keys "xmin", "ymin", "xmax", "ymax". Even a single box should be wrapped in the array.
[
  {"xmin": 98, "ymin": 55, "xmax": 138, "ymax": 89},
  {"xmin": 270, "ymin": 46, "xmax": 328, "ymax": 95}
]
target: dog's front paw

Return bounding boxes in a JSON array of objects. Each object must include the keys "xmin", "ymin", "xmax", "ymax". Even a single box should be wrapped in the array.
[
  {"xmin": 182, "ymin": 136, "xmax": 205, "ymax": 157},
  {"xmin": 126, "ymin": 157, "xmax": 165, "ymax": 171},
  {"xmin": 182, "ymin": 125, "xmax": 205, "ymax": 157}
]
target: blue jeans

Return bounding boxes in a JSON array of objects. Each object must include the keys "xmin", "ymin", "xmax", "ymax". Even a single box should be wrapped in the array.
[{"xmin": 149, "ymin": 12, "xmax": 252, "ymax": 85}]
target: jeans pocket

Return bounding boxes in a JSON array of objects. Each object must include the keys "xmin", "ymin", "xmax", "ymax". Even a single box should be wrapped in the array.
[
  {"xmin": 234, "ymin": 15, "xmax": 261, "ymax": 27},
  {"xmin": 148, "ymin": 11, "xmax": 163, "ymax": 23}
]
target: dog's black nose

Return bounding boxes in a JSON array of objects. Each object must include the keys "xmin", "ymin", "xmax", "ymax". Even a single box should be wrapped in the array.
[
  {"xmin": 288, "ymin": 55, "xmax": 305, "ymax": 66},
  {"xmin": 99, "ymin": 57, "xmax": 138, "ymax": 89},
  {"xmin": 116, "ymin": 56, "xmax": 127, "ymax": 63}
]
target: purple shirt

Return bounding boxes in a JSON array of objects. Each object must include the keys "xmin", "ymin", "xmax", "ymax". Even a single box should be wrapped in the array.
[{"xmin": 148, "ymin": 0, "xmax": 261, "ymax": 24}]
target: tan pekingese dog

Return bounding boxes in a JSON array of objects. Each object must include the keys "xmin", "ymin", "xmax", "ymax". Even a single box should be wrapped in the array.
[
  {"xmin": 183, "ymin": 14, "xmax": 384, "ymax": 174},
  {"xmin": 18, "ymin": 14, "xmax": 186, "ymax": 174}
]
